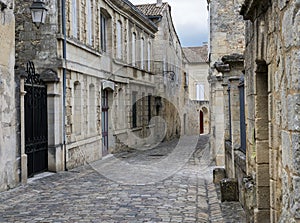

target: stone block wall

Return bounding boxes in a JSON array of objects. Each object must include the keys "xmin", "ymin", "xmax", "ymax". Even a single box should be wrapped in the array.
[
  {"xmin": 208, "ymin": 0, "xmax": 245, "ymax": 165},
  {"xmin": 241, "ymin": 0, "xmax": 300, "ymax": 222},
  {"xmin": 0, "ymin": 0, "xmax": 19, "ymax": 192}
]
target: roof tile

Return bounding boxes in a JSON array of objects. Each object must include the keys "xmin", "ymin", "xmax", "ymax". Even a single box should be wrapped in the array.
[{"xmin": 135, "ymin": 2, "xmax": 168, "ymax": 16}]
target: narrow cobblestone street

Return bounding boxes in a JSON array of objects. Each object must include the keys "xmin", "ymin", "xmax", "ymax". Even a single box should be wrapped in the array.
[{"xmin": 0, "ymin": 135, "xmax": 245, "ymax": 222}]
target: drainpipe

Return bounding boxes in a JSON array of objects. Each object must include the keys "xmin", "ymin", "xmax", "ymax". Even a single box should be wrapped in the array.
[{"xmin": 62, "ymin": 0, "xmax": 67, "ymax": 171}]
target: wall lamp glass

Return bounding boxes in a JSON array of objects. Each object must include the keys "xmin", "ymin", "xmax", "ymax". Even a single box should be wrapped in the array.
[{"xmin": 30, "ymin": 0, "xmax": 48, "ymax": 28}]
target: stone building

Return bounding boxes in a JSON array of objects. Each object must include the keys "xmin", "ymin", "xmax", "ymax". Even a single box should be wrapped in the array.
[
  {"xmin": 9, "ymin": 0, "xmax": 186, "ymax": 186},
  {"xmin": 210, "ymin": 0, "xmax": 300, "ymax": 222},
  {"xmin": 136, "ymin": 0, "xmax": 186, "ymax": 140},
  {"xmin": 14, "ymin": 0, "xmax": 160, "ymax": 181},
  {"xmin": 183, "ymin": 45, "xmax": 210, "ymax": 135},
  {"xmin": 239, "ymin": 0, "xmax": 300, "ymax": 222},
  {"xmin": 207, "ymin": 0, "xmax": 245, "ymax": 165},
  {"xmin": 0, "ymin": 0, "xmax": 19, "ymax": 192}
]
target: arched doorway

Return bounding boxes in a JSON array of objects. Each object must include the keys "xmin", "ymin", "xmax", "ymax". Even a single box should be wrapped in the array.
[{"xmin": 200, "ymin": 110, "xmax": 204, "ymax": 134}]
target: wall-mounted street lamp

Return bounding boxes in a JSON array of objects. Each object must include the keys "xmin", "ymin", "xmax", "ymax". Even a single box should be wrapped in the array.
[
  {"xmin": 30, "ymin": 0, "xmax": 48, "ymax": 28},
  {"xmin": 163, "ymin": 71, "xmax": 175, "ymax": 81}
]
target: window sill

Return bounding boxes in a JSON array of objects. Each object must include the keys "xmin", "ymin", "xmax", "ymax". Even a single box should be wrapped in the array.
[{"xmin": 57, "ymin": 34, "xmax": 102, "ymax": 57}]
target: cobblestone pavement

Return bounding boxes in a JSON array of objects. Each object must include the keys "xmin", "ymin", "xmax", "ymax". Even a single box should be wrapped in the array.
[{"xmin": 0, "ymin": 135, "xmax": 246, "ymax": 222}]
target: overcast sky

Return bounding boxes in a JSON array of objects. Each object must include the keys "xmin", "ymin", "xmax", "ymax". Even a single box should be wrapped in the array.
[{"xmin": 129, "ymin": 0, "xmax": 209, "ymax": 47}]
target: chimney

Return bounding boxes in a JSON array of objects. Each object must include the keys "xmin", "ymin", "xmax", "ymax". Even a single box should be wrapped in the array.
[{"xmin": 156, "ymin": 0, "xmax": 162, "ymax": 7}]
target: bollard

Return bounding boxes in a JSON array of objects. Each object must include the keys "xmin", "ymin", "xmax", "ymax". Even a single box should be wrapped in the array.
[
  {"xmin": 213, "ymin": 167, "xmax": 226, "ymax": 184},
  {"xmin": 220, "ymin": 178, "xmax": 239, "ymax": 202}
]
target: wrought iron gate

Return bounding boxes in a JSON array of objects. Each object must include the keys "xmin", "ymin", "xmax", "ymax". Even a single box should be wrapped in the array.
[{"xmin": 25, "ymin": 61, "xmax": 48, "ymax": 177}]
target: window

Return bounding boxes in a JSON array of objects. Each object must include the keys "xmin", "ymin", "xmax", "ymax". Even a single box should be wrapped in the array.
[
  {"xmin": 147, "ymin": 41, "xmax": 151, "ymax": 71},
  {"xmin": 196, "ymin": 83, "xmax": 205, "ymax": 100},
  {"xmin": 140, "ymin": 38, "xmax": 144, "ymax": 69},
  {"xmin": 116, "ymin": 21, "xmax": 122, "ymax": 59},
  {"xmin": 132, "ymin": 32, "xmax": 136, "ymax": 66},
  {"xmin": 100, "ymin": 14, "xmax": 107, "ymax": 52},
  {"xmin": 132, "ymin": 91, "xmax": 137, "ymax": 128},
  {"xmin": 184, "ymin": 72, "xmax": 188, "ymax": 88},
  {"xmin": 72, "ymin": 0, "xmax": 78, "ymax": 37},
  {"xmin": 87, "ymin": 0, "xmax": 93, "ymax": 45}
]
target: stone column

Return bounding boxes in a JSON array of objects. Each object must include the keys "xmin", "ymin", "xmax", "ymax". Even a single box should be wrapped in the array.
[
  {"xmin": 229, "ymin": 77, "xmax": 241, "ymax": 177},
  {"xmin": 222, "ymin": 83, "xmax": 230, "ymax": 141},
  {"xmin": 42, "ymin": 69, "xmax": 64, "ymax": 172},
  {"xmin": 229, "ymin": 77, "xmax": 241, "ymax": 149},
  {"xmin": 20, "ymin": 76, "xmax": 27, "ymax": 184}
]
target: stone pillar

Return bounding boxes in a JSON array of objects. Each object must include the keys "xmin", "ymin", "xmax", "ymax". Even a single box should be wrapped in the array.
[
  {"xmin": 229, "ymin": 77, "xmax": 241, "ymax": 149},
  {"xmin": 42, "ymin": 69, "xmax": 64, "ymax": 172},
  {"xmin": 228, "ymin": 77, "xmax": 241, "ymax": 177},
  {"xmin": 20, "ymin": 76, "xmax": 27, "ymax": 184},
  {"xmin": 254, "ymin": 61, "xmax": 270, "ymax": 222},
  {"xmin": 222, "ymin": 83, "xmax": 230, "ymax": 141},
  {"xmin": 214, "ymin": 81, "xmax": 225, "ymax": 166}
]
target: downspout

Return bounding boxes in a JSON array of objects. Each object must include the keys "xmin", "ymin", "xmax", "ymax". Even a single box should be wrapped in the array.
[{"xmin": 62, "ymin": 0, "xmax": 67, "ymax": 171}]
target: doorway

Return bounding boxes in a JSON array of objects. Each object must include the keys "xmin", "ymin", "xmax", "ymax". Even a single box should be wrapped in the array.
[{"xmin": 200, "ymin": 110, "xmax": 204, "ymax": 134}]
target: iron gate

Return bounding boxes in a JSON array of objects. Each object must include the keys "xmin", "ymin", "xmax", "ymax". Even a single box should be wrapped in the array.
[{"xmin": 25, "ymin": 61, "xmax": 48, "ymax": 177}]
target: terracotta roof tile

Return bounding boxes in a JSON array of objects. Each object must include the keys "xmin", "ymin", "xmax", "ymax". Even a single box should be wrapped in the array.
[
  {"xmin": 183, "ymin": 46, "xmax": 208, "ymax": 63},
  {"xmin": 135, "ymin": 2, "xmax": 168, "ymax": 16}
]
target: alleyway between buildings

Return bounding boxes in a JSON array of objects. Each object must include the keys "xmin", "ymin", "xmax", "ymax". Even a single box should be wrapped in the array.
[{"xmin": 0, "ymin": 135, "xmax": 245, "ymax": 223}]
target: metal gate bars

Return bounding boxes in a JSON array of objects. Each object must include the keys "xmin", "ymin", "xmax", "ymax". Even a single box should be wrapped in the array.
[{"xmin": 24, "ymin": 61, "xmax": 48, "ymax": 177}]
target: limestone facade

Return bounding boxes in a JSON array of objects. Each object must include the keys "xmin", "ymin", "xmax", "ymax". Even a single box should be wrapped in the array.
[
  {"xmin": 240, "ymin": 0, "xmax": 300, "ymax": 222},
  {"xmin": 12, "ymin": 0, "xmax": 187, "ymax": 186},
  {"xmin": 14, "ymin": 0, "xmax": 158, "ymax": 179},
  {"xmin": 209, "ymin": 0, "xmax": 300, "ymax": 222},
  {"xmin": 183, "ymin": 46, "xmax": 210, "ymax": 135},
  {"xmin": 136, "ymin": 2, "xmax": 187, "ymax": 140},
  {"xmin": 0, "ymin": 0, "xmax": 18, "ymax": 192},
  {"xmin": 207, "ymin": 0, "xmax": 245, "ymax": 165}
]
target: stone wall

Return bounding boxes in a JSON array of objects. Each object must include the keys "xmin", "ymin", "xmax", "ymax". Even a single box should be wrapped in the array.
[
  {"xmin": 0, "ymin": 0, "xmax": 19, "ymax": 192},
  {"xmin": 207, "ymin": 0, "xmax": 245, "ymax": 165},
  {"xmin": 241, "ymin": 0, "xmax": 300, "ymax": 222},
  {"xmin": 150, "ymin": 4, "xmax": 185, "ymax": 140},
  {"xmin": 14, "ymin": 0, "xmax": 159, "ymax": 173}
]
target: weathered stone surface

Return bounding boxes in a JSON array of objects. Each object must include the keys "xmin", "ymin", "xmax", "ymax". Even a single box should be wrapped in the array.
[
  {"xmin": 213, "ymin": 167, "xmax": 226, "ymax": 184},
  {"xmin": 257, "ymin": 186, "xmax": 270, "ymax": 209},
  {"xmin": 220, "ymin": 178, "xmax": 239, "ymax": 202},
  {"xmin": 256, "ymin": 140, "xmax": 269, "ymax": 164},
  {"xmin": 256, "ymin": 164, "xmax": 270, "ymax": 187},
  {"xmin": 0, "ymin": 0, "xmax": 18, "ymax": 192},
  {"xmin": 287, "ymin": 94, "xmax": 300, "ymax": 131},
  {"xmin": 208, "ymin": 0, "xmax": 245, "ymax": 167},
  {"xmin": 282, "ymin": 130, "xmax": 291, "ymax": 168},
  {"xmin": 240, "ymin": 0, "xmax": 300, "ymax": 221},
  {"xmin": 292, "ymin": 133, "xmax": 300, "ymax": 175},
  {"xmin": 292, "ymin": 176, "xmax": 300, "ymax": 219}
]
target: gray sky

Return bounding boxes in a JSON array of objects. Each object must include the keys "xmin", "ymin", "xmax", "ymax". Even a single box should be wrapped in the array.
[{"xmin": 130, "ymin": 0, "xmax": 209, "ymax": 47}]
